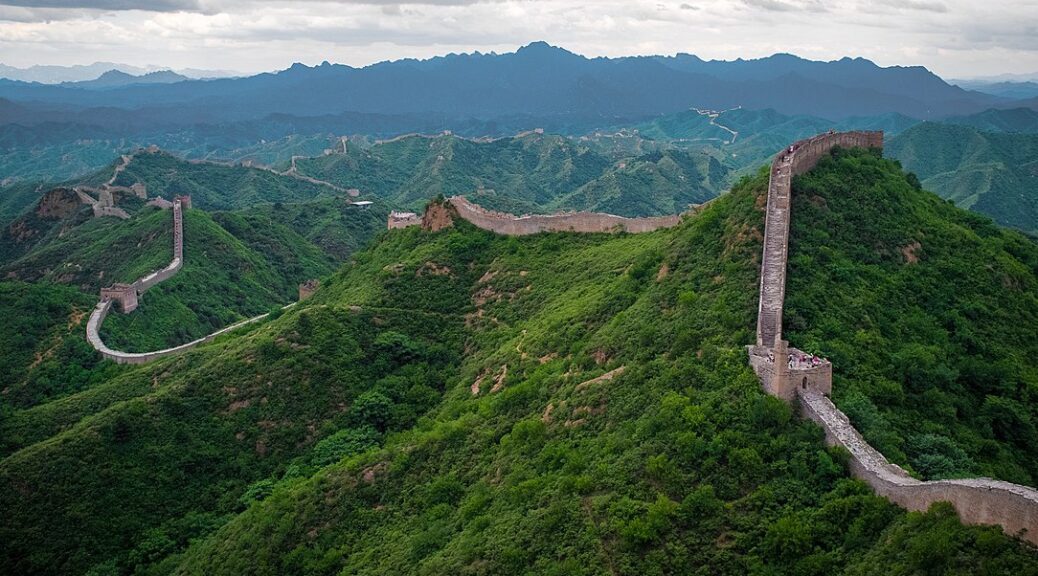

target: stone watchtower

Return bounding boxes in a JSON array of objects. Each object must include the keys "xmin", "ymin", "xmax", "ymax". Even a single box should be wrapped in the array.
[
  {"xmin": 175, "ymin": 194, "xmax": 193, "ymax": 210},
  {"xmin": 100, "ymin": 283, "xmax": 139, "ymax": 313}
]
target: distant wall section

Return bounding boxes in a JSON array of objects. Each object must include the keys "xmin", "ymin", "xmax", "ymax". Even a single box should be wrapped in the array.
[{"xmin": 448, "ymin": 196, "xmax": 682, "ymax": 236}]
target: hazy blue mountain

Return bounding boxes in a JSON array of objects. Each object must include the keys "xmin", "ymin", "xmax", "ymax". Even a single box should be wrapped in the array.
[
  {"xmin": 64, "ymin": 70, "xmax": 189, "ymax": 89},
  {"xmin": 943, "ymin": 108, "xmax": 1038, "ymax": 133},
  {"xmin": 954, "ymin": 80, "xmax": 1038, "ymax": 100},
  {"xmin": 0, "ymin": 62, "xmax": 150, "ymax": 83},
  {"xmin": 0, "ymin": 42, "xmax": 1021, "ymax": 134}
]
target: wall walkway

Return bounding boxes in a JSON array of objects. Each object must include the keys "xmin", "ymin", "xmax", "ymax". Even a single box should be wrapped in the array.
[{"xmin": 749, "ymin": 131, "xmax": 1038, "ymax": 545}]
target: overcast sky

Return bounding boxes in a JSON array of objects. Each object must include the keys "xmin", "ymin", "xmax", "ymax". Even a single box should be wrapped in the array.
[{"xmin": 0, "ymin": 0, "xmax": 1035, "ymax": 79}]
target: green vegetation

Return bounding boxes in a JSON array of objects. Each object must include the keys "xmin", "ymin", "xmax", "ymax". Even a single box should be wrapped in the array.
[
  {"xmin": 887, "ymin": 122, "xmax": 1038, "ymax": 234},
  {"xmin": 0, "ymin": 281, "xmax": 123, "ymax": 411},
  {"xmin": 786, "ymin": 147, "xmax": 1038, "ymax": 483},
  {"xmin": 228, "ymin": 197, "xmax": 389, "ymax": 261},
  {"xmin": 3, "ymin": 153, "xmax": 1038, "ymax": 575},
  {"xmin": 99, "ymin": 208, "xmax": 335, "ymax": 352},
  {"xmin": 99, "ymin": 150, "xmax": 340, "ymax": 211},
  {"xmin": 293, "ymin": 132, "xmax": 720, "ymax": 216}
]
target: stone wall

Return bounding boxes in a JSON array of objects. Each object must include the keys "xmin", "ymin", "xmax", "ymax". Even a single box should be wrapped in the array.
[
  {"xmin": 747, "ymin": 344, "xmax": 832, "ymax": 401},
  {"xmin": 87, "ymin": 299, "xmax": 288, "ymax": 365},
  {"xmin": 448, "ymin": 196, "xmax": 682, "ymax": 236},
  {"xmin": 88, "ymin": 196, "xmax": 293, "ymax": 364},
  {"xmin": 748, "ymin": 130, "xmax": 1038, "ymax": 545},
  {"xmin": 100, "ymin": 283, "xmax": 138, "ymax": 313},
  {"xmin": 801, "ymin": 391, "xmax": 1038, "ymax": 544},
  {"xmin": 756, "ymin": 131, "xmax": 884, "ymax": 348}
]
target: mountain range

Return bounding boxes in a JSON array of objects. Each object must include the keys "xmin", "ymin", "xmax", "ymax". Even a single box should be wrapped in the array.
[
  {"xmin": 0, "ymin": 62, "xmax": 233, "ymax": 83},
  {"xmin": 0, "ymin": 42, "xmax": 1027, "ymax": 137}
]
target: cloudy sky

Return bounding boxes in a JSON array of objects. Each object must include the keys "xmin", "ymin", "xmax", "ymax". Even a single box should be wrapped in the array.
[{"xmin": 0, "ymin": 0, "xmax": 1035, "ymax": 79}]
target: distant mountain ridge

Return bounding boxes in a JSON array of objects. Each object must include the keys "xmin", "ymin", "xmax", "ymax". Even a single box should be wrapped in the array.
[
  {"xmin": 63, "ymin": 69, "xmax": 190, "ymax": 89},
  {"xmin": 0, "ymin": 62, "xmax": 234, "ymax": 83},
  {"xmin": 887, "ymin": 121, "xmax": 1038, "ymax": 233},
  {"xmin": 0, "ymin": 42, "xmax": 1025, "ymax": 136}
]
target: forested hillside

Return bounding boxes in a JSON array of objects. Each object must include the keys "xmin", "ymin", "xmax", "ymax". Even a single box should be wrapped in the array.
[
  {"xmin": 3, "ymin": 151, "xmax": 1038, "ymax": 575},
  {"xmin": 294, "ymin": 132, "xmax": 722, "ymax": 216},
  {"xmin": 887, "ymin": 122, "xmax": 1038, "ymax": 233},
  {"xmin": 785, "ymin": 147, "xmax": 1038, "ymax": 484}
]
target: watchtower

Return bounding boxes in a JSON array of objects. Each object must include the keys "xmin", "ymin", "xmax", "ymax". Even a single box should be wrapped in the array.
[{"xmin": 100, "ymin": 283, "xmax": 139, "ymax": 313}]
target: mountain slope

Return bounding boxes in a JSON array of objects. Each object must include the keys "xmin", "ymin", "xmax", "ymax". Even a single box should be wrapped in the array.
[
  {"xmin": 786, "ymin": 147, "xmax": 1038, "ymax": 482},
  {"xmin": 887, "ymin": 122, "xmax": 1038, "ymax": 233},
  {"xmin": 294, "ymin": 132, "xmax": 722, "ymax": 216},
  {"xmin": 3, "ymin": 152, "xmax": 1038, "ymax": 574}
]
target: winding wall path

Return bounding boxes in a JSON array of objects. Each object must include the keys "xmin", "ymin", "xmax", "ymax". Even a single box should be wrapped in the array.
[
  {"xmin": 86, "ymin": 197, "xmax": 288, "ymax": 365},
  {"xmin": 750, "ymin": 130, "xmax": 1038, "ymax": 546}
]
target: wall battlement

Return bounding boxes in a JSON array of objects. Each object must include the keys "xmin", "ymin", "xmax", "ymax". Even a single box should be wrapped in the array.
[
  {"xmin": 448, "ymin": 196, "xmax": 682, "ymax": 236},
  {"xmin": 748, "ymin": 130, "xmax": 1038, "ymax": 545}
]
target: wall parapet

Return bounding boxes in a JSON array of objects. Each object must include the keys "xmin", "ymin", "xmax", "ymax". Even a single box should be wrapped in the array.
[
  {"xmin": 756, "ymin": 130, "xmax": 883, "ymax": 348},
  {"xmin": 448, "ymin": 196, "xmax": 682, "ymax": 236}
]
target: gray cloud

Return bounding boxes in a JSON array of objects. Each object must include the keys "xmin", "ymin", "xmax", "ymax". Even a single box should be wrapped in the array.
[
  {"xmin": 874, "ymin": 0, "xmax": 947, "ymax": 12},
  {"xmin": 0, "ymin": 0, "xmax": 495, "ymax": 12},
  {"xmin": 0, "ymin": 0, "xmax": 201, "ymax": 9},
  {"xmin": 741, "ymin": 0, "xmax": 827, "ymax": 12}
]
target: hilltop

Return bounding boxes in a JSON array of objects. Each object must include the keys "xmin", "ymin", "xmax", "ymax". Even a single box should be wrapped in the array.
[{"xmin": 2, "ymin": 147, "xmax": 1038, "ymax": 574}]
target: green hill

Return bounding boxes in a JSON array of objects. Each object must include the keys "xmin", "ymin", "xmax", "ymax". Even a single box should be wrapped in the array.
[
  {"xmin": 0, "ymin": 193, "xmax": 387, "ymax": 408},
  {"xmin": 549, "ymin": 149, "xmax": 724, "ymax": 214},
  {"xmin": 96, "ymin": 149, "xmax": 343, "ymax": 211},
  {"xmin": 630, "ymin": 108, "xmax": 920, "ymax": 179},
  {"xmin": 0, "ymin": 281, "xmax": 124, "ymax": 411},
  {"xmin": 293, "ymin": 132, "xmax": 723, "ymax": 216},
  {"xmin": 3, "ymin": 149, "xmax": 1038, "ymax": 575},
  {"xmin": 886, "ymin": 122, "xmax": 1038, "ymax": 233},
  {"xmin": 944, "ymin": 108, "xmax": 1038, "ymax": 133}
]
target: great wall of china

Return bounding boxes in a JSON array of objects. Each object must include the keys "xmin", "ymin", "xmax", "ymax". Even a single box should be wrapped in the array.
[
  {"xmin": 79, "ymin": 131, "xmax": 1038, "ymax": 544},
  {"xmin": 384, "ymin": 130, "xmax": 1038, "ymax": 545},
  {"xmin": 388, "ymin": 196, "xmax": 685, "ymax": 235},
  {"xmin": 448, "ymin": 196, "xmax": 684, "ymax": 235},
  {"xmin": 746, "ymin": 130, "xmax": 1038, "ymax": 545},
  {"xmin": 85, "ymin": 195, "xmax": 302, "ymax": 365}
]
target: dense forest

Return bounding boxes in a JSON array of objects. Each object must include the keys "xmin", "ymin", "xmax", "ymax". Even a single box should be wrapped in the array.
[
  {"xmin": 2, "ymin": 151, "xmax": 1038, "ymax": 574},
  {"xmin": 786, "ymin": 147, "xmax": 1038, "ymax": 483}
]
